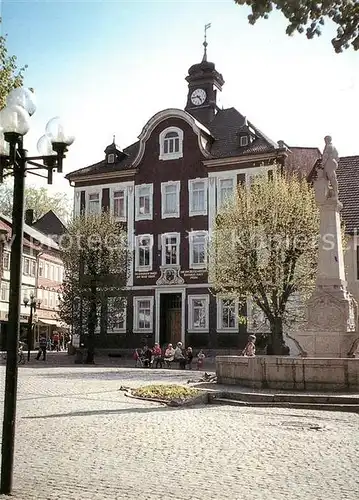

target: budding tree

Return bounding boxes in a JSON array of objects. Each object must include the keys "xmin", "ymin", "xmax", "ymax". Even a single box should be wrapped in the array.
[
  {"xmin": 209, "ymin": 168, "xmax": 319, "ymax": 354},
  {"xmin": 58, "ymin": 212, "xmax": 128, "ymax": 363},
  {"xmin": 0, "ymin": 18, "xmax": 27, "ymax": 108}
]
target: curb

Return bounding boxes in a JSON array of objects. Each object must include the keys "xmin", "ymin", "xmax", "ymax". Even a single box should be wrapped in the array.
[
  {"xmin": 209, "ymin": 396, "xmax": 359, "ymax": 413},
  {"xmin": 213, "ymin": 391, "xmax": 359, "ymax": 405}
]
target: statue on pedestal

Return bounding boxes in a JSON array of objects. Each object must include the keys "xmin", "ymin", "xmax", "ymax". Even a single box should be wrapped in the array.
[
  {"xmin": 313, "ymin": 166, "xmax": 329, "ymax": 204},
  {"xmin": 321, "ymin": 135, "xmax": 339, "ymax": 200}
]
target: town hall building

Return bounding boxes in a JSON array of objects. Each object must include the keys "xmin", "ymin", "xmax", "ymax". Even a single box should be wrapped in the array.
[{"xmin": 66, "ymin": 44, "xmax": 321, "ymax": 351}]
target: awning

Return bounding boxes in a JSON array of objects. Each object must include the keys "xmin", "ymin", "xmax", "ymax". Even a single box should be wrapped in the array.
[{"xmin": 37, "ymin": 319, "xmax": 61, "ymax": 327}]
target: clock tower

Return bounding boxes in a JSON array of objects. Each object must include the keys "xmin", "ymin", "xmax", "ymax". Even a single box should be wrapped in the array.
[{"xmin": 185, "ymin": 26, "xmax": 224, "ymax": 125}]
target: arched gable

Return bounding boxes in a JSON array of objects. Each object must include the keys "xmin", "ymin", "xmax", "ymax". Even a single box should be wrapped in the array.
[{"xmin": 132, "ymin": 108, "xmax": 213, "ymax": 168}]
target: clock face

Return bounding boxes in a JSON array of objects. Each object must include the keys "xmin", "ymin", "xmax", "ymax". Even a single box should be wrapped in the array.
[{"xmin": 191, "ymin": 88, "xmax": 206, "ymax": 106}]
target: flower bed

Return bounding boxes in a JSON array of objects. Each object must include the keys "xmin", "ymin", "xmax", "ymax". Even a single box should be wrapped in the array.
[{"xmin": 132, "ymin": 384, "xmax": 200, "ymax": 402}]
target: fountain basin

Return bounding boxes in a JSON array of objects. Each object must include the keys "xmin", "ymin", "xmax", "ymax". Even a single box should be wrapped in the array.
[{"xmin": 216, "ymin": 355, "xmax": 359, "ymax": 392}]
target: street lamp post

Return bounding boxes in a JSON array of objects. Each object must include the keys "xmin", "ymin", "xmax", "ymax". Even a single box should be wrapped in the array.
[
  {"xmin": 0, "ymin": 87, "xmax": 74, "ymax": 495},
  {"xmin": 23, "ymin": 293, "xmax": 41, "ymax": 362}
]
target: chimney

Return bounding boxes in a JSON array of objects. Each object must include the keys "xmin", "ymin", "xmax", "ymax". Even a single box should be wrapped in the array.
[{"xmin": 25, "ymin": 209, "xmax": 34, "ymax": 226}]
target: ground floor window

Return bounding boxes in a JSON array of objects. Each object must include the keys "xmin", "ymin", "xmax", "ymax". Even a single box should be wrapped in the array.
[
  {"xmin": 217, "ymin": 298, "xmax": 238, "ymax": 331},
  {"xmin": 188, "ymin": 295, "xmax": 209, "ymax": 332},
  {"xmin": 134, "ymin": 296, "xmax": 153, "ymax": 332}
]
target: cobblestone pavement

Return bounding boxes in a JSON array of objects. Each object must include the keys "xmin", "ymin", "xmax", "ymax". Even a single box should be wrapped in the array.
[{"xmin": 0, "ymin": 365, "xmax": 358, "ymax": 500}]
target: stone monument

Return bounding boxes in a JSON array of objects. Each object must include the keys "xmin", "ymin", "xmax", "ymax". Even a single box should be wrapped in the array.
[
  {"xmin": 216, "ymin": 136, "xmax": 359, "ymax": 391},
  {"xmin": 292, "ymin": 136, "xmax": 358, "ymax": 357}
]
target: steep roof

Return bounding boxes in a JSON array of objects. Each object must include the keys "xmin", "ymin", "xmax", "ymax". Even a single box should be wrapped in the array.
[
  {"xmin": 0, "ymin": 214, "xmax": 59, "ymax": 250},
  {"xmin": 285, "ymin": 146, "xmax": 322, "ymax": 178},
  {"xmin": 207, "ymin": 107, "xmax": 278, "ymax": 159},
  {"xmin": 32, "ymin": 210, "xmax": 67, "ymax": 238},
  {"xmin": 67, "ymin": 141, "xmax": 139, "ymax": 180},
  {"xmin": 66, "ymin": 107, "xmax": 279, "ymax": 180},
  {"xmin": 337, "ymin": 156, "xmax": 359, "ymax": 234}
]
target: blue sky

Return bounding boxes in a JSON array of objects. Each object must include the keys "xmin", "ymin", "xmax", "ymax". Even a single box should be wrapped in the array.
[{"xmin": 1, "ymin": 0, "xmax": 358, "ymax": 193}]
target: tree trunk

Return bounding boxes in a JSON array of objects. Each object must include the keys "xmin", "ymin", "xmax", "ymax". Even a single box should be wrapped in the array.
[
  {"xmin": 85, "ymin": 285, "xmax": 96, "ymax": 364},
  {"xmin": 267, "ymin": 316, "xmax": 285, "ymax": 355}
]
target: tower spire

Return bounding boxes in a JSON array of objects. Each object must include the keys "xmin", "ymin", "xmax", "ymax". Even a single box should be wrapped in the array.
[
  {"xmin": 202, "ymin": 23, "xmax": 211, "ymax": 62},
  {"xmin": 112, "ymin": 134, "xmax": 116, "ymax": 144}
]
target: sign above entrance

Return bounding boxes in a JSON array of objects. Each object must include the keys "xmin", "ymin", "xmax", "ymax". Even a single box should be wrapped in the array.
[{"xmin": 181, "ymin": 270, "xmax": 207, "ymax": 280}]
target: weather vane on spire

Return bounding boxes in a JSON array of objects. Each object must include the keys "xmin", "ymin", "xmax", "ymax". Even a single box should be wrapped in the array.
[
  {"xmin": 202, "ymin": 23, "xmax": 211, "ymax": 62},
  {"xmin": 112, "ymin": 134, "xmax": 116, "ymax": 144}
]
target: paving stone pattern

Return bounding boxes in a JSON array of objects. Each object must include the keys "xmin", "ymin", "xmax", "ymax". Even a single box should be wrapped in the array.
[{"xmin": 0, "ymin": 365, "xmax": 358, "ymax": 499}]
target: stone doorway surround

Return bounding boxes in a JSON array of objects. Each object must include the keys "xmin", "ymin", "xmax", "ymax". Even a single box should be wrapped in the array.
[{"xmin": 155, "ymin": 287, "xmax": 185, "ymax": 346}]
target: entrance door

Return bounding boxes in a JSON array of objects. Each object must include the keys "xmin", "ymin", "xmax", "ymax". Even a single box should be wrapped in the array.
[
  {"xmin": 159, "ymin": 293, "xmax": 182, "ymax": 347},
  {"xmin": 167, "ymin": 308, "xmax": 181, "ymax": 345}
]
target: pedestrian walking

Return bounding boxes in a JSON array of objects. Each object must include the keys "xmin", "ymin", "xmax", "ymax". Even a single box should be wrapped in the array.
[
  {"xmin": 36, "ymin": 335, "xmax": 47, "ymax": 361},
  {"xmin": 53, "ymin": 331, "xmax": 60, "ymax": 351}
]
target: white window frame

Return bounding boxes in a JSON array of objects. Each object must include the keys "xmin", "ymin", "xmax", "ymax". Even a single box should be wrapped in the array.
[
  {"xmin": 247, "ymin": 173, "xmax": 258, "ymax": 187},
  {"xmin": 0, "ymin": 282, "xmax": 8, "ymax": 302},
  {"xmin": 161, "ymin": 181, "xmax": 180, "ymax": 219},
  {"xmin": 111, "ymin": 186, "xmax": 127, "ymax": 221},
  {"xmin": 217, "ymin": 176, "xmax": 236, "ymax": 211},
  {"xmin": 3, "ymin": 252, "xmax": 10, "ymax": 271},
  {"xmin": 159, "ymin": 126, "xmax": 184, "ymax": 161},
  {"xmin": 216, "ymin": 297, "xmax": 238, "ymax": 332},
  {"xmin": 135, "ymin": 184, "xmax": 153, "ymax": 221},
  {"xmin": 133, "ymin": 296, "xmax": 154, "ymax": 333},
  {"xmin": 44, "ymin": 290, "xmax": 49, "ymax": 307},
  {"xmin": 189, "ymin": 230, "xmax": 208, "ymax": 269},
  {"xmin": 240, "ymin": 135, "xmax": 249, "ymax": 147},
  {"xmin": 188, "ymin": 178, "xmax": 208, "ymax": 216},
  {"xmin": 107, "ymin": 153, "xmax": 115, "ymax": 164},
  {"xmin": 188, "ymin": 294, "xmax": 209, "ymax": 333},
  {"xmin": 23, "ymin": 257, "xmax": 30, "ymax": 276},
  {"xmin": 135, "ymin": 234, "xmax": 153, "ymax": 272},
  {"xmin": 161, "ymin": 232, "xmax": 180, "ymax": 267},
  {"xmin": 87, "ymin": 190, "xmax": 101, "ymax": 215}
]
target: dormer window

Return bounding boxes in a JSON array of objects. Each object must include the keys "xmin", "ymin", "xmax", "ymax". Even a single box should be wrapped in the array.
[
  {"xmin": 107, "ymin": 153, "xmax": 115, "ymax": 164},
  {"xmin": 240, "ymin": 135, "xmax": 249, "ymax": 147},
  {"xmin": 159, "ymin": 127, "xmax": 184, "ymax": 161}
]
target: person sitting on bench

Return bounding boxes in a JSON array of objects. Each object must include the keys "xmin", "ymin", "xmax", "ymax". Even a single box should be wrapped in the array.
[{"xmin": 163, "ymin": 343, "xmax": 175, "ymax": 367}]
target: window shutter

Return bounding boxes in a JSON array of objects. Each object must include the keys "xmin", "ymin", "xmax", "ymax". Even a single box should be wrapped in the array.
[
  {"xmin": 237, "ymin": 173, "xmax": 245, "ymax": 186},
  {"xmin": 268, "ymin": 170, "xmax": 273, "ymax": 181},
  {"xmin": 102, "ymin": 188, "xmax": 110, "ymax": 212},
  {"xmin": 80, "ymin": 191, "xmax": 86, "ymax": 215}
]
